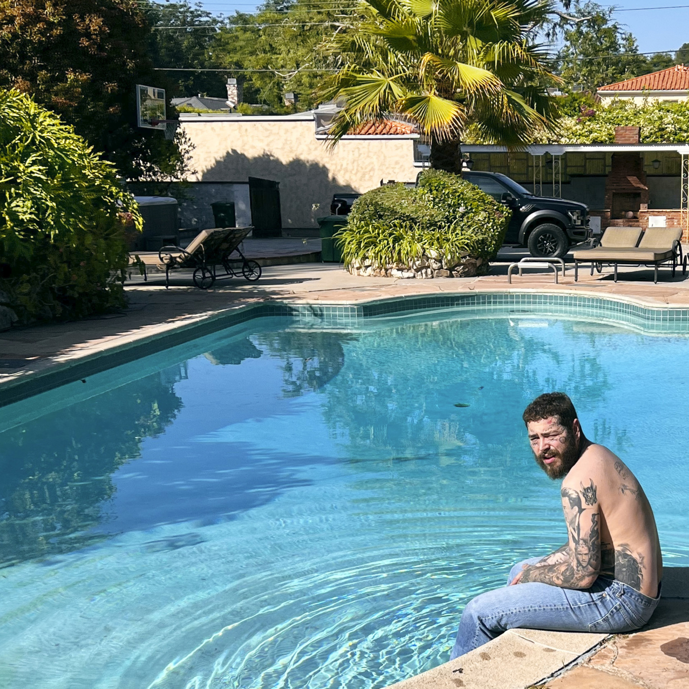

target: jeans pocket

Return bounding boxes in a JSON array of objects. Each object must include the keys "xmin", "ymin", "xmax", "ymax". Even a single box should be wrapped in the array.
[{"xmin": 587, "ymin": 602, "xmax": 636, "ymax": 634}]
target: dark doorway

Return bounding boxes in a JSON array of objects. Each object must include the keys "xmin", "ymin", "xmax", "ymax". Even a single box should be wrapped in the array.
[{"xmin": 249, "ymin": 177, "xmax": 282, "ymax": 237}]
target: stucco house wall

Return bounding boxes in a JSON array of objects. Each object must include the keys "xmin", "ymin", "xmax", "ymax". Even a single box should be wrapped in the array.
[
  {"xmin": 180, "ymin": 116, "xmax": 420, "ymax": 228},
  {"xmin": 598, "ymin": 92, "xmax": 688, "ymax": 106}
]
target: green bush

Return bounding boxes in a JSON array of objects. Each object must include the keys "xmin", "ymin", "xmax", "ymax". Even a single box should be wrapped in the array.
[
  {"xmin": 338, "ymin": 169, "xmax": 509, "ymax": 270},
  {"xmin": 0, "ymin": 89, "xmax": 142, "ymax": 323},
  {"xmin": 551, "ymin": 99, "xmax": 689, "ymax": 144}
]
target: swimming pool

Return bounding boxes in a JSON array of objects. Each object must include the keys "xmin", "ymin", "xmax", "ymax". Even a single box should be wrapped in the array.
[{"xmin": 1, "ymin": 308, "xmax": 688, "ymax": 688}]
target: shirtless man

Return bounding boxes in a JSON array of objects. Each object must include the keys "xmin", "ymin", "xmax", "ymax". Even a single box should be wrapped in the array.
[{"xmin": 450, "ymin": 392, "xmax": 662, "ymax": 659}]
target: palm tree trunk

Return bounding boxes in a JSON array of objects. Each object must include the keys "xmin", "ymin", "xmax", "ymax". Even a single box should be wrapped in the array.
[{"xmin": 429, "ymin": 136, "xmax": 462, "ymax": 174}]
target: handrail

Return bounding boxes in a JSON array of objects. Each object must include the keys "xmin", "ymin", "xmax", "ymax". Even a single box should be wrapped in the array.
[{"xmin": 508, "ymin": 257, "xmax": 566, "ymax": 284}]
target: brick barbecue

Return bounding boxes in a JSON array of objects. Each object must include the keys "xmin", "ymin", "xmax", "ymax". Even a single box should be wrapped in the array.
[{"xmin": 604, "ymin": 127, "xmax": 649, "ymax": 226}]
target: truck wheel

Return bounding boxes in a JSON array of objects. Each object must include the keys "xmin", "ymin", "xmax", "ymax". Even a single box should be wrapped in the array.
[{"xmin": 527, "ymin": 224, "xmax": 569, "ymax": 258}]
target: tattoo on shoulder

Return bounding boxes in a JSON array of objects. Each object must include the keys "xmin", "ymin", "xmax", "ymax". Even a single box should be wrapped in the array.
[
  {"xmin": 620, "ymin": 483, "xmax": 639, "ymax": 498},
  {"xmin": 581, "ymin": 480, "xmax": 597, "ymax": 506},
  {"xmin": 614, "ymin": 460, "xmax": 629, "ymax": 480}
]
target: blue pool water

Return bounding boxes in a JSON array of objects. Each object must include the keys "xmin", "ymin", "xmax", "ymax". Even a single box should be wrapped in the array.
[{"xmin": 0, "ymin": 312, "xmax": 688, "ymax": 688}]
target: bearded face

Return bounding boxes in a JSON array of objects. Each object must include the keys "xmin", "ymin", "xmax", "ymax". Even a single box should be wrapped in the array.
[{"xmin": 527, "ymin": 417, "xmax": 581, "ymax": 480}]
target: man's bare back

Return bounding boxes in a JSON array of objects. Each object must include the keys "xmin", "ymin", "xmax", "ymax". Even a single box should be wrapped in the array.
[{"xmin": 565, "ymin": 443, "xmax": 662, "ymax": 597}]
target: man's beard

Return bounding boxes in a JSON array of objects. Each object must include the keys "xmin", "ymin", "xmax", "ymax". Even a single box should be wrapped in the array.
[{"xmin": 534, "ymin": 434, "xmax": 581, "ymax": 479}]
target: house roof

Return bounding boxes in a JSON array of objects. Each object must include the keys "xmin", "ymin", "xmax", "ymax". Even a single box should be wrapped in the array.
[
  {"xmin": 171, "ymin": 95, "xmax": 230, "ymax": 111},
  {"xmin": 349, "ymin": 119, "xmax": 418, "ymax": 135},
  {"xmin": 598, "ymin": 65, "xmax": 689, "ymax": 92}
]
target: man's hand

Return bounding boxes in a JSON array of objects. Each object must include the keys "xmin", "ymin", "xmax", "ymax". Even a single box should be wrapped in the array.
[{"xmin": 510, "ymin": 567, "xmax": 525, "ymax": 586}]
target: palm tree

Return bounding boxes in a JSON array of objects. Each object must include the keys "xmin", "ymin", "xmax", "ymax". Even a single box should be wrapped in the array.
[{"xmin": 320, "ymin": 0, "xmax": 559, "ymax": 172}]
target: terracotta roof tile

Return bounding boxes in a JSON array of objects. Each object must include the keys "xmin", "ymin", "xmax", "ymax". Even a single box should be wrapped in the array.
[
  {"xmin": 598, "ymin": 65, "xmax": 689, "ymax": 92},
  {"xmin": 349, "ymin": 119, "xmax": 418, "ymax": 135}
]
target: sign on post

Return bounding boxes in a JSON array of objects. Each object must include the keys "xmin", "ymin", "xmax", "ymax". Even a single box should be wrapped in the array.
[{"xmin": 136, "ymin": 85, "xmax": 167, "ymax": 131}]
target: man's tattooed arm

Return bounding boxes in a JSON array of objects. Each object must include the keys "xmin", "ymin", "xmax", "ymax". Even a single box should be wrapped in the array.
[
  {"xmin": 532, "ymin": 544, "xmax": 571, "ymax": 567},
  {"xmin": 518, "ymin": 481, "xmax": 601, "ymax": 589}
]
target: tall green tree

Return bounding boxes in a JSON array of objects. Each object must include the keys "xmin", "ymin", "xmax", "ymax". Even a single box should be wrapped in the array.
[
  {"xmin": 213, "ymin": 0, "xmax": 356, "ymax": 112},
  {"xmin": 0, "ymin": 0, "xmax": 186, "ymax": 179},
  {"xmin": 675, "ymin": 42, "xmax": 689, "ymax": 65},
  {"xmin": 319, "ymin": 0, "xmax": 559, "ymax": 172},
  {"xmin": 143, "ymin": 1, "xmax": 225, "ymax": 98},
  {"xmin": 555, "ymin": 1, "xmax": 647, "ymax": 92}
]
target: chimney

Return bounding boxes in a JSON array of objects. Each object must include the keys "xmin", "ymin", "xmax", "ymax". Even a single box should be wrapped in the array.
[
  {"xmin": 614, "ymin": 126, "xmax": 640, "ymax": 144},
  {"xmin": 226, "ymin": 78, "xmax": 242, "ymax": 109}
]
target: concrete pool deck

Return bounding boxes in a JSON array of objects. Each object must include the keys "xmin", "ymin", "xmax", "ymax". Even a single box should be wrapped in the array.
[{"xmin": 1, "ymin": 247, "xmax": 689, "ymax": 687}]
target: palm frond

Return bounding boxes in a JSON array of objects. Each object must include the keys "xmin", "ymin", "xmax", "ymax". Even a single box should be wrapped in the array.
[
  {"xmin": 419, "ymin": 54, "xmax": 503, "ymax": 96},
  {"xmin": 397, "ymin": 93, "xmax": 467, "ymax": 138}
]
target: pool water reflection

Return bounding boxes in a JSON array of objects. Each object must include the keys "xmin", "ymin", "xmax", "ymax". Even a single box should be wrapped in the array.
[{"xmin": 0, "ymin": 314, "xmax": 687, "ymax": 688}]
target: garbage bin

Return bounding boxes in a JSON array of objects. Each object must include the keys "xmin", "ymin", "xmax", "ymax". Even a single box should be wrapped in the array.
[
  {"xmin": 211, "ymin": 201, "xmax": 236, "ymax": 228},
  {"xmin": 317, "ymin": 215, "xmax": 347, "ymax": 263}
]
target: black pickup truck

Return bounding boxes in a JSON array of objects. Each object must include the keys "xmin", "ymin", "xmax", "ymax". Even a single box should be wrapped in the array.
[
  {"xmin": 462, "ymin": 171, "xmax": 591, "ymax": 258},
  {"xmin": 330, "ymin": 172, "xmax": 590, "ymax": 259}
]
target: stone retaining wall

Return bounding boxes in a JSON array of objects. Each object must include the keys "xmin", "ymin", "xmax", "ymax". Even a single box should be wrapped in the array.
[{"xmin": 348, "ymin": 254, "xmax": 487, "ymax": 279}]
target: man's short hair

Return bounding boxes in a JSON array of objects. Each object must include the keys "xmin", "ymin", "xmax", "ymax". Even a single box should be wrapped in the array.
[{"xmin": 523, "ymin": 392, "xmax": 579, "ymax": 430}]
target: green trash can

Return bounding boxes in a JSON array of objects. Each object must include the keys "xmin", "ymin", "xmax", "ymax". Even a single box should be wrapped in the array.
[
  {"xmin": 317, "ymin": 215, "xmax": 347, "ymax": 263},
  {"xmin": 211, "ymin": 201, "xmax": 236, "ymax": 228}
]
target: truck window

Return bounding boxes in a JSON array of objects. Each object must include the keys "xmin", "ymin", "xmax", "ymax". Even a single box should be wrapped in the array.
[{"xmin": 466, "ymin": 176, "xmax": 509, "ymax": 202}]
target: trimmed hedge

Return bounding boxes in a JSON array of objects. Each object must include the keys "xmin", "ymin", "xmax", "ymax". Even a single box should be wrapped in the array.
[
  {"xmin": 0, "ymin": 89, "xmax": 142, "ymax": 323},
  {"xmin": 338, "ymin": 169, "xmax": 509, "ymax": 273}
]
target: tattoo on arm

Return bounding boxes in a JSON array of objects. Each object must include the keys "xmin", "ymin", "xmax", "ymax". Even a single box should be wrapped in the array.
[
  {"xmin": 519, "ymin": 481, "xmax": 601, "ymax": 589},
  {"xmin": 534, "ymin": 544, "xmax": 570, "ymax": 567}
]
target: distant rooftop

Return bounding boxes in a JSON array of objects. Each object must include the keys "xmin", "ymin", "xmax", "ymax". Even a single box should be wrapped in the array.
[
  {"xmin": 349, "ymin": 120, "xmax": 418, "ymax": 136},
  {"xmin": 598, "ymin": 65, "xmax": 689, "ymax": 92},
  {"xmin": 171, "ymin": 95, "xmax": 230, "ymax": 111}
]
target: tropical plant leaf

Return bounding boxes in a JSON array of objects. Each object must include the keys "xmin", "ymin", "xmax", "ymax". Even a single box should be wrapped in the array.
[{"xmin": 396, "ymin": 93, "xmax": 466, "ymax": 137}]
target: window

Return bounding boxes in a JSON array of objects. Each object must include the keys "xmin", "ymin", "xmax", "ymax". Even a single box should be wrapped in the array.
[
  {"xmin": 466, "ymin": 176, "xmax": 509, "ymax": 201},
  {"xmin": 413, "ymin": 140, "xmax": 431, "ymax": 165}
]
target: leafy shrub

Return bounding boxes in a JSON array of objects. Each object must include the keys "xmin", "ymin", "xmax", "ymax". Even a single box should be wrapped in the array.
[
  {"xmin": 338, "ymin": 169, "xmax": 509, "ymax": 270},
  {"xmin": 0, "ymin": 89, "xmax": 142, "ymax": 323},
  {"xmin": 552, "ymin": 99, "xmax": 689, "ymax": 144}
]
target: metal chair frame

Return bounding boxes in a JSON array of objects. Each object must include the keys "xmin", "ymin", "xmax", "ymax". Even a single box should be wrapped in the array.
[{"xmin": 158, "ymin": 227, "xmax": 261, "ymax": 289}]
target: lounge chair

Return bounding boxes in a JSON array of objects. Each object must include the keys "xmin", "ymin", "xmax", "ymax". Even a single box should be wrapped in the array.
[
  {"xmin": 134, "ymin": 227, "xmax": 261, "ymax": 289},
  {"xmin": 573, "ymin": 227, "xmax": 684, "ymax": 283}
]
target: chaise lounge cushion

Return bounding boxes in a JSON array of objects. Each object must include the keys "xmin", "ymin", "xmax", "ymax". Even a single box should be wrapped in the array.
[
  {"xmin": 572, "ymin": 227, "xmax": 681, "ymax": 263},
  {"xmin": 598, "ymin": 227, "xmax": 643, "ymax": 248},
  {"xmin": 572, "ymin": 247, "xmax": 674, "ymax": 262}
]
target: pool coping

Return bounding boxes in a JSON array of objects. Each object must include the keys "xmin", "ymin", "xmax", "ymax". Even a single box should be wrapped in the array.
[{"xmin": 2, "ymin": 286, "xmax": 689, "ymax": 408}]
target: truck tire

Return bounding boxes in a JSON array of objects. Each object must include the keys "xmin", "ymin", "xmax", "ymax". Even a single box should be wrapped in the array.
[{"xmin": 527, "ymin": 223, "xmax": 569, "ymax": 258}]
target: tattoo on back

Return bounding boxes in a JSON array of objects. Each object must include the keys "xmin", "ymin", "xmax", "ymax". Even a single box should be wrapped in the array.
[
  {"xmin": 614, "ymin": 460, "xmax": 641, "ymax": 499},
  {"xmin": 614, "ymin": 544, "xmax": 644, "ymax": 590}
]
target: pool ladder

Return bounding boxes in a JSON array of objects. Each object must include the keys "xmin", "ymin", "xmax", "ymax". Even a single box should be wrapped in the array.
[{"xmin": 507, "ymin": 257, "xmax": 566, "ymax": 284}]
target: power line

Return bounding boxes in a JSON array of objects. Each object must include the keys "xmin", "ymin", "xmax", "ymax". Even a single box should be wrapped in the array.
[{"xmin": 609, "ymin": 4, "xmax": 689, "ymax": 12}]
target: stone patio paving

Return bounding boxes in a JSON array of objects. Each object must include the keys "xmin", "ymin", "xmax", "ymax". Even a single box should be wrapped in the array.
[{"xmin": 1, "ymin": 246, "xmax": 689, "ymax": 688}]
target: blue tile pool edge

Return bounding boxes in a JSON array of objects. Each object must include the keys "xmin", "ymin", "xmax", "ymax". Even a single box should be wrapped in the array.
[{"xmin": 1, "ymin": 290, "xmax": 688, "ymax": 408}]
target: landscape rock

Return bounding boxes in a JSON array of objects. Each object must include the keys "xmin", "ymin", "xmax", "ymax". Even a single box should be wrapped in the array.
[{"xmin": 346, "ymin": 253, "xmax": 490, "ymax": 279}]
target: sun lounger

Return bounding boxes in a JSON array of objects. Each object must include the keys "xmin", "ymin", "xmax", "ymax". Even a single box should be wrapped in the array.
[
  {"xmin": 573, "ymin": 227, "xmax": 684, "ymax": 283},
  {"xmin": 133, "ymin": 227, "xmax": 260, "ymax": 289}
]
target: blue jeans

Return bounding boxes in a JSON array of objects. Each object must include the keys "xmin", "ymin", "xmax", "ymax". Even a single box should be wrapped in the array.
[{"xmin": 450, "ymin": 557, "xmax": 661, "ymax": 660}]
